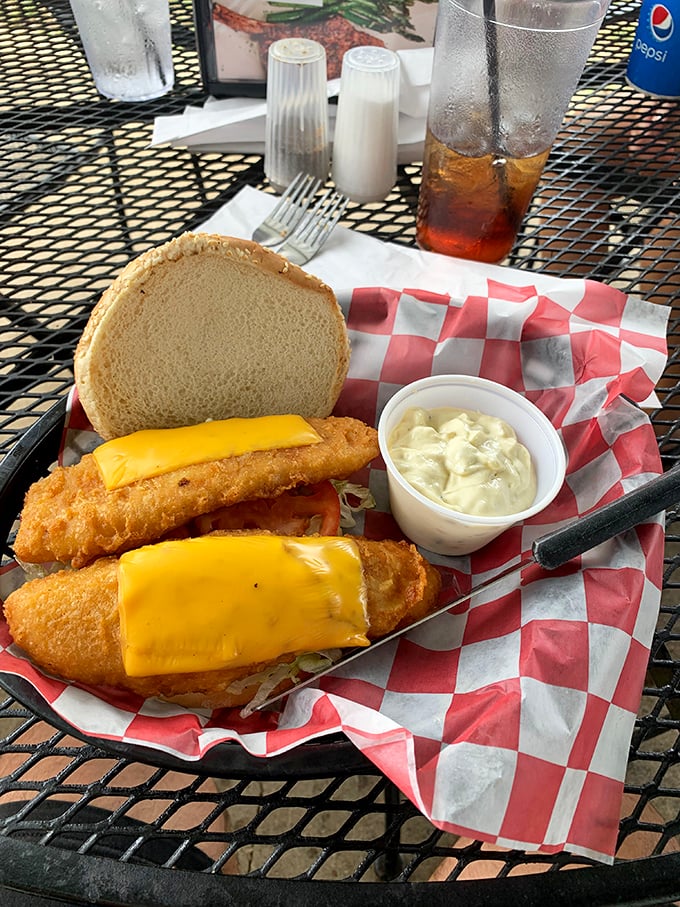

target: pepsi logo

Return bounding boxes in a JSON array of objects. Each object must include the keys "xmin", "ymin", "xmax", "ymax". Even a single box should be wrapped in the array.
[{"xmin": 650, "ymin": 3, "xmax": 674, "ymax": 40}]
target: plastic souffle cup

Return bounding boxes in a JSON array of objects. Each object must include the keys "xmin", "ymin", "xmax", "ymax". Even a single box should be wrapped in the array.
[{"xmin": 377, "ymin": 375, "xmax": 567, "ymax": 556}]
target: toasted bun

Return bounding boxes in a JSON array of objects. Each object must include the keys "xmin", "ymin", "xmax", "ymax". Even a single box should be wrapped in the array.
[{"xmin": 74, "ymin": 233, "xmax": 350, "ymax": 439}]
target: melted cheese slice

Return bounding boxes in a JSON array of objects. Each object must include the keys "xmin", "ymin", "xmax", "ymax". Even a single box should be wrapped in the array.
[
  {"xmin": 118, "ymin": 535, "xmax": 369, "ymax": 677},
  {"xmin": 93, "ymin": 415, "xmax": 322, "ymax": 490}
]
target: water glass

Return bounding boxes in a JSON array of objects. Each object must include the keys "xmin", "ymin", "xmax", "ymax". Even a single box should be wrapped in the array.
[{"xmin": 69, "ymin": 0, "xmax": 174, "ymax": 103}]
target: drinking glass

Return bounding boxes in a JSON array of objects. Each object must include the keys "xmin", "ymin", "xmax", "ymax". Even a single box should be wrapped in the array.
[
  {"xmin": 416, "ymin": 0, "xmax": 611, "ymax": 263},
  {"xmin": 69, "ymin": 0, "xmax": 174, "ymax": 103}
]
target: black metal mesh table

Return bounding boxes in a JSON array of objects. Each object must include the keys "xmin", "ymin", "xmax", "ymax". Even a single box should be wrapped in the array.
[{"xmin": 1, "ymin": 1, "xmax": 679, "ymax": 904}]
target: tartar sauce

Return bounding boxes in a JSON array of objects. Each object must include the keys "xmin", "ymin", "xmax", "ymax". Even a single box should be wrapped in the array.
[{"xmin": 387, "ymin": 406, "xmax": 536, "ymax": 517}]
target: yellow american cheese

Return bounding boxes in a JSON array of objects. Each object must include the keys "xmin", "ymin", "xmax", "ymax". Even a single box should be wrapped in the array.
[
  {"xmin": 117, "ymin": 535, "xmax": 369, "ymax": 677},
  {"xmin": 93, "ymin": 415, "xmax": 322, "ymax": 490}
]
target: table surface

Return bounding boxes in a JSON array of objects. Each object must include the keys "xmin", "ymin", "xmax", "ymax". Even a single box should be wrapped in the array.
[{"xmin": 2, "ymin": 0, "xmax": 680, "ymax": 904}]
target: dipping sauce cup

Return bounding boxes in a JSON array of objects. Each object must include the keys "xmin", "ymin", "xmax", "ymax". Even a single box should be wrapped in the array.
[{"xmin": 378, "ymin": 375, "xmax": 567, "ymax": 556}]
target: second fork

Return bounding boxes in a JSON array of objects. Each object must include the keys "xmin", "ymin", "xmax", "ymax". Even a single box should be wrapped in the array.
[
  {"xmin": 252, "ymin": 173, "xmax": 322, "ymax": 247},
  {"xmin": 277, "ymin": 188, "xmax": 349, "ymax": 266}
]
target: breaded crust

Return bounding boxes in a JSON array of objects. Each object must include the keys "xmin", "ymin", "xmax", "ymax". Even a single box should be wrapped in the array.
[
  {"xmin": 13, "ymin": 416, "xmax": 379, "ymax": 569},
  {"xmin": 4, "ymin": 537, "xmax": 442, "ymax": 710}
]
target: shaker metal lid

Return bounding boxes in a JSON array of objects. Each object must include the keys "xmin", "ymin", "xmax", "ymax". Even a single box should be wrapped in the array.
[
  {"xmin": 342, "ymin": 45, "xmax": 400, "ymax": 73},
  {"xmin": 269, "ymin": 37, "xmax": 326, "ymax": 64}
]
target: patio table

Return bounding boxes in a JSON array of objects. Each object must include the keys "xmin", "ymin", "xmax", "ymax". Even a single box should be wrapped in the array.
[{"xmin": 1, "ymin": 1, "xmax": 679, "ymax": 904}]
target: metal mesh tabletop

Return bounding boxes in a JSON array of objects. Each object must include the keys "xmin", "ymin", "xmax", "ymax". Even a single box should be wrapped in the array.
[{"xmin": 1, "ymin": 0, "xmax": 680, "ymax": 903}]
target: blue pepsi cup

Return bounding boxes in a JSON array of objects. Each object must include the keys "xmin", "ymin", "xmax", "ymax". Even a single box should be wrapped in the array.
[{"xmin": 626, "ymin": 0, "xmax": 680, "ymax": 98}]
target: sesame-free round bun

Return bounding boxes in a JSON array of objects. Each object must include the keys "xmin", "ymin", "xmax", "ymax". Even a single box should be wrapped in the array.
[{"xmin": 74, "ymin": 233, "xmax": 351, "ymax": 439}]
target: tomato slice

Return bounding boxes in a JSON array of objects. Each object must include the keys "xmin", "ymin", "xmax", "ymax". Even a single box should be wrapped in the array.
[{"xmin": 192, "ymin": 481, "xmax": 342, "ymax": 537}]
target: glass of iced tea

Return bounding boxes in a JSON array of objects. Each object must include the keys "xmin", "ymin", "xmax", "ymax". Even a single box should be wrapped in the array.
[{"xmin": 416, "ymin": 0, "xmax": 611, "ymax": 264}]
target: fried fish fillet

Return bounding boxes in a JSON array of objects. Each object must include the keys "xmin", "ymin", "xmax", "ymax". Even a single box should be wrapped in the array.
[
  {"xmin": 4, "ymin": 536, "xmax": 442, "ymax": 710},
  {"xmin": 13, "ymin": 416, "xmax": 378, "ymax": 568}
]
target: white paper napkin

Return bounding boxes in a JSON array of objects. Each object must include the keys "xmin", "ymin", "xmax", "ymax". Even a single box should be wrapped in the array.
[
  {"xmin": 198, "ymin": 185, "xmax": 668, "ymax": 408},
  {"xmin": 397, "ymin": 46, "xmax": 433, "ymax": 119},
  {"xmin": 198, "ymin": 185, "xmax": 594, "ymax": 292},
  {"xmin": 151, "ymin": 49, "xmax": 432, "ymax": 162}
]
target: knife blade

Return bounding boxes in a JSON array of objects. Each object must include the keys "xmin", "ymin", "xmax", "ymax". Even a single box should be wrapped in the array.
[{"xmin": 255, "ymin": 463, "xmax": 680, "ymax": 711}]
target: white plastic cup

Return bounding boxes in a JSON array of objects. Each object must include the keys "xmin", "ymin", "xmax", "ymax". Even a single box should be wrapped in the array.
[
  {"xmin": 68, "ymin": 0, "xmax": 174, "ymax": 103},
  {"xmin": 265, "ymin": 38, "xmax": 330, "ymax": 192},
  {"xmin": 332, "ymin": 46, "xmax": 400, "ymax": 204},
  {"xmin": 378, "ymin": 375, "xmax": 567, "ymax": 556}
]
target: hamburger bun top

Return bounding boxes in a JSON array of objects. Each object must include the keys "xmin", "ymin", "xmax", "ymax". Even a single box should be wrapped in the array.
[{"xmin": 74, "ymin": 232, "xmax": 350, "ymax": 439}]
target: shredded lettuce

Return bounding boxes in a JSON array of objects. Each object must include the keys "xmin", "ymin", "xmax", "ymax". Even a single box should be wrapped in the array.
[
  {"xmin": 295, "ymin": 650, "xmax": 340, "ymax": 674},
  {"xmin": 232, "ymin": 649, "xmax": 342, "ymax": 718},
  {"xmin": 331, "ymin": 480, "xmax": 376, "ymax": 530}
]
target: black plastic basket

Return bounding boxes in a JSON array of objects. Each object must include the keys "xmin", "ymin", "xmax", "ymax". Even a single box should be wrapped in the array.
[{"xmin": 0, "ymin": 397, "xmax": 373, "ymax": 780}]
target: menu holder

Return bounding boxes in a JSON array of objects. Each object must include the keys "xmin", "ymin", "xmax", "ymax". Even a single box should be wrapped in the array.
[{"xmin": 193, "ymin": 0, "xmax": 437, "ymax": 97}]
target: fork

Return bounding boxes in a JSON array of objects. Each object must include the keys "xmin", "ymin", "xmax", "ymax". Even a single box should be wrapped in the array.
[
  {"xmin": 277, "ymin": 187, "xmax": 349, "ymax": 266},
  {"xmin": 251, "ymin": 172, "xmax": 322, "ymax": 246}
]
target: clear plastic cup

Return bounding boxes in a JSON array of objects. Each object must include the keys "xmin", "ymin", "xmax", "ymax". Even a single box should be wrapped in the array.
[
  {"xmin": 378, "ymin": 375, "xmax": 567, "ymax": 556},
  {"xmin": 68, "ymin": 0, "xmax": 174, "ymax": 103},
  {"xmin": 416, "ymin": 0, "xmax": 611, "ymax": 263},
  {"xmin": 265, "ymin": 38, "xmax": 330, "ymax": 192}
]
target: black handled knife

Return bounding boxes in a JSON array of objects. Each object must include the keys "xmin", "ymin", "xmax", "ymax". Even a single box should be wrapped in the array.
[{"xmin": 255, "ymin": 464, "xmax": 680, "ymax": 711}]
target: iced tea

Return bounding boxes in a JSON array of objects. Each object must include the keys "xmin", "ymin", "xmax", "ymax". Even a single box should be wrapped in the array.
[{"xmin": 415, "ymin": 130, "xmax": 551, "ymax": 264}]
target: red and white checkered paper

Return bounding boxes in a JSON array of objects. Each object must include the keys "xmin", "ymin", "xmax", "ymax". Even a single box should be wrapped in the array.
[{"xmin": 0, "ymin": 275, "xmax": 670, "ymax": 863}]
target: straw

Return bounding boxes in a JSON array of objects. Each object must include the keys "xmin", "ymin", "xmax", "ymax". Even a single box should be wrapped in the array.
[{"xmin": 483, "ymin": 0, "xmax": 509, "ymax": 201}]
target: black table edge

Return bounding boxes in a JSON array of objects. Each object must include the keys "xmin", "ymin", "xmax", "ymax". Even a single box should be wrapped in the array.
[{"xmin": 1, "ymin": 834, "xmax": 679, "ymax": 906}]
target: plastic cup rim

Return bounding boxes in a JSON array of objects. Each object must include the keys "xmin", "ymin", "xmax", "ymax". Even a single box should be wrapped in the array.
[{"xmin": 443, "ymin": 0, "xmax": 609, "ymax": 32}]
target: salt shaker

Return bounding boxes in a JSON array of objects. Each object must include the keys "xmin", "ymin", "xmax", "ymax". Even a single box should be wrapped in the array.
[
  {"xmin": 265, "ymin": 38, "xmax": 330, "ymax": 192},
  {"xmin": 331, "ymin": 47, "xmax": 400, "ymax": 204}
]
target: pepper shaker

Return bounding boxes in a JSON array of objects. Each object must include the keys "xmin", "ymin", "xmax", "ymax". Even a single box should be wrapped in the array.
[
  {"xmin": 265, "ymin": 38, "xmax": 330, "ymax": 192},
  {"xmin": 331, "ymin": 47, "xmax": 400, "ymax": 204}
]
